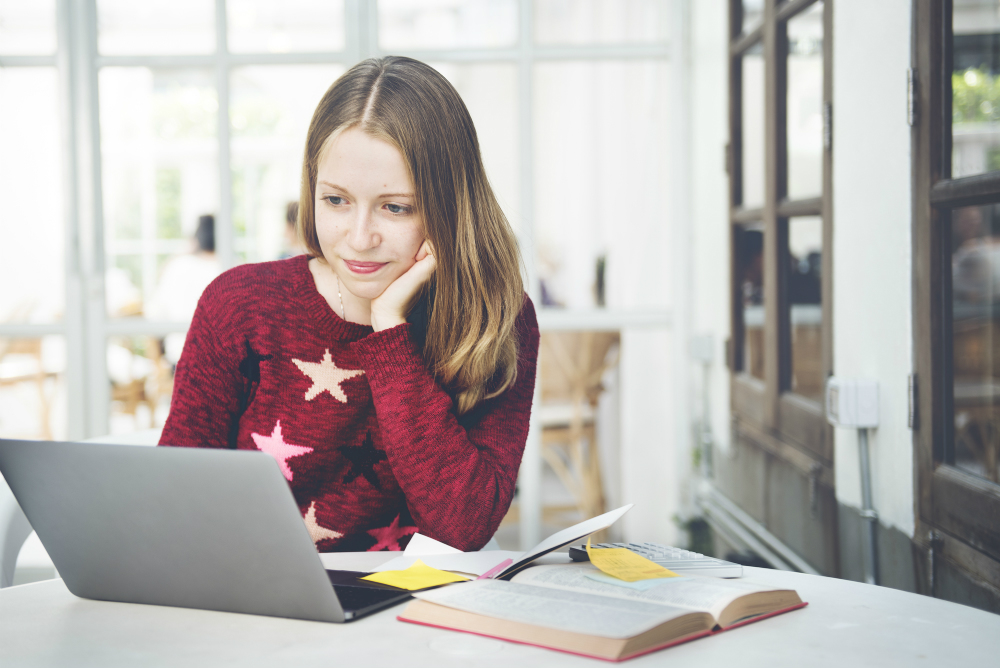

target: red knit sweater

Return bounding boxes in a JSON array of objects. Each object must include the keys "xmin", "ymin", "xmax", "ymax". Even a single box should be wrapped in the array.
[{"xmin": 159, "ymin": 254, "xmax": 539, "ymax": 552}]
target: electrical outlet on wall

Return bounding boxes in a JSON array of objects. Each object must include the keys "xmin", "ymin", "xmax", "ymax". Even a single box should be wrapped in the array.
[{"xmin": 826, "ymin": 378, "xmax": 879, "ymax": 428}]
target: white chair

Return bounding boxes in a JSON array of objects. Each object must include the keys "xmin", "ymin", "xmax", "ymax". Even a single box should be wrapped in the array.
[{"xmin": 0, "ymin": 474, "xmax": 33, "ymax": 588}]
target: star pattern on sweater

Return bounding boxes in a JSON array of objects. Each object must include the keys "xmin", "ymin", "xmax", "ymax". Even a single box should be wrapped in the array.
[
  {"xmin": 291, "ymin": 349, "xmax": 364, "ymax": 402},
  {"xmin": 302, "ymin": 501, "xmax": 343, "ymax": 544},
  {"xmin": 367, "ymin": 514, "xmax": 418, "ymax": 551},
  {"xmin": 239, "ymin": 339, "xmax": 273, "ymax": 383},
  {"xmin": 251, "ymin": 420, "xmax": 313, "ymax": 481},
  {"xmin": 339, "ymin": 431, "xmax": 387, "ymax": 490}
]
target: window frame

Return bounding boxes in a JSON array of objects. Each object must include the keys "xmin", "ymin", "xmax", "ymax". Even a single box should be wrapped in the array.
[
  {"xmin": 727, "ymin": 0, "xmax": 834, "ymax": 465},
  {"xmin": 913, "ymin": 0, "xmax": 1000, "ymax": 572},
  {"xmin": 0, "ymin": 0, "xmax": 675, "ymax": 441}
]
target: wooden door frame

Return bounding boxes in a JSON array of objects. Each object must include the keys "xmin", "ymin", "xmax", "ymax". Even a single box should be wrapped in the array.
[
  {"xmin": 728, "ymin": 0, "xmax": 834, "ymax": 466},
  {"xmin": 913, "ymin": 0, "xmax": 1000, "ymax": 575}
]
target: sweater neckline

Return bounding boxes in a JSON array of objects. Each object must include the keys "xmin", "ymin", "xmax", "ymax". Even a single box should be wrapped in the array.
[{"xmin": 290, "ymin": 254, "xmax": 373, "ymax": 341}]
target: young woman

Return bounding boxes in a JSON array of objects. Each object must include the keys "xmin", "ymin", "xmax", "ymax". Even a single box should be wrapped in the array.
[{"xmin": 159, "ymin": 57, "xmax": 538, "ymax": 553}]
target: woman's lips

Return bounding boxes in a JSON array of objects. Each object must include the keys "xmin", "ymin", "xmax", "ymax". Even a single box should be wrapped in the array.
[{"xmin": 343, "ymin": 260, "xmax": 387, "ymax": 275}]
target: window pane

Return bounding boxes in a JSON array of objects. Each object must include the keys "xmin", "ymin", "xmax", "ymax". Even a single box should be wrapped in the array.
[
  {"xmin": 231, "ymin": 65, "xmax": 343, "ymax": 262},
  {"xmin": 0, "ymin": 68, "xmax": 63, "ymax": 324},
  {"xmin": 535, "ymin": 61, "xmax": 670, "ymax": 310},
  {"xmin": 738, "ymin": 226, "xmax": 764, "ymax": 381},
  {"xmin": 787, "ymin": 2, "xmax": 824, "ymax": 200},
  {"xmin": 952, "ymin": 0, "xmax": 1000, "ymax": 178},
  {"xmin": 534, "ymin": 0, "xmax": 667, "ymax": 45},
  {"xmin": 742, "ymin": 0, "xmax": 763, "ymax": 35},
  {"xmin": 429, "ymin": 62, "xmax": 518, "ymax": 235},
  {"xmin": 378, "ymin": 0, "xmax": 517, "ymax": 50},
  {"xmin": 0, "ymin": 0, "xmax": 56, "ymax": 55},
  {"xmin": 0, "ymin": 337, "xmax": 66, "ymax": 440},
  {"xmin": 100, "ymin": 68, "xmax": 220, "ymax": 319},
  {"xmin": 227, "ymin": 0, "xmax": 345, "ymax": 53},
  {"xmin": 951, "ymin": 204, "xmax": 1000, "ymax": 484},
  {"xmin": 788, "ymin": 216, "xmax": 822, "ymax": 401},
  {"xmin": 97, "ymin": 0, "xmax": 215, "ymax": 55},
  {"xmin": 742, "ymin": 44, "xmax": 765, "ymax": 209},
  {"xmin": 107, "ymin": 336, "xmax": 173, "ymax": 435}
]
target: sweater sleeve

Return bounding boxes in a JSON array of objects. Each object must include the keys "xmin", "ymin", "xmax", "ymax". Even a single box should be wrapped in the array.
[
  {"xmin": 158, "ymin": 288, "xmax": 243, "ymax": 450},
  {"xmin": 350, "ymin": 297, "xmax": 540, "ymax": 551}
]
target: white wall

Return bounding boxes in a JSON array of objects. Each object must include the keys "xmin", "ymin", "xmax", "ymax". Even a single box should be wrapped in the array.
[
  {"xmin": 831, "ymin": 0, "xmax": 914, "ymax": 535},
  {"xmin": 619, "ymin": 329, "xmax": 675, "ymax": 545},
  {"xmin": 690, "ymin": 0, "xmax": 732, "ymax": 464},
  {"xmin": 617, "ymin": 0, "xmax": 690, "ymax": 547}
]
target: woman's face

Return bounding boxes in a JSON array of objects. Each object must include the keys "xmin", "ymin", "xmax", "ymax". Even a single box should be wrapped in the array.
[{"xmin": 314, "ymin": 127, "xmax": 425, "ymax": 303}]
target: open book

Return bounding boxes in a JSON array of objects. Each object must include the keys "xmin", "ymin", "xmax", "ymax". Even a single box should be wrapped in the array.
[
  {"xmin": 369, "ymin": 504, "xmax": 634, "ymax": 578},
  {"xmin": 398, "ymin": 563, "xmax": 806, "ymax": 662}
]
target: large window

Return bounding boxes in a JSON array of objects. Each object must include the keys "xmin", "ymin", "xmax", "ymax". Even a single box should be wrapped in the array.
[
  {"xmin": 0, "ymin": 0, "xmax": 673, "ymax": 450},
  {"xmin": 0, "ymin": 1, "xmax": 66, "ymax": 442},
  {"xmin": 724, "ymin": 0, "xmax": 835, "ymax": 575},
  {"xmin": 730, "ymin": 0, "xmax": 830, "ymax": 445},
  {"xmin": 914, "ymin": 0, "xmax": 1000, "ymax": 593}
]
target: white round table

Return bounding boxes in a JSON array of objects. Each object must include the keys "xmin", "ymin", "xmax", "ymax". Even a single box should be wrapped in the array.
[{"xmin": 2, "ymin": 564, "xmax": 998, "ymax": 667}]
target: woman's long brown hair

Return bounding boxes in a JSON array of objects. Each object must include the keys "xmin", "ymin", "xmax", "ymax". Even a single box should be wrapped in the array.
[{"xmin": 299, "ymin": 57, "xmax": 524, "ymax": 415}]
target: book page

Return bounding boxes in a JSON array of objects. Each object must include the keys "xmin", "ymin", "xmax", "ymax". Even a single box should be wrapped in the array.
[
  {"xmin": 497, "ymin": 504, "xmax": 633, "ymax": 578},
  {"xmin": 413, "ymin": 579, "xmax": 694, "ymax": 640},
  {"xmin": 511, "ymin": 564, "xmax": 775, "ymax": 618},
  {"xmin": 369, "ymin": 551, "xmax": 522, "ymax": 576}
]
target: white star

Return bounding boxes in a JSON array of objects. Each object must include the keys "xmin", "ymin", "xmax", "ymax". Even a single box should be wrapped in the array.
[
  {"xmin": 303, "ymin": 501, "xmax": 343, "ymax": 544},
  {"xmin": 292, "ymin": 349, "xmax": 365, "ymax": 402}
]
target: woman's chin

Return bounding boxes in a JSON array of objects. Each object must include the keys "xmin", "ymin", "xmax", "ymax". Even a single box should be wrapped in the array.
[{"xmin": 339, "ymin": 278, "xmax": 389, "ymax": 302}]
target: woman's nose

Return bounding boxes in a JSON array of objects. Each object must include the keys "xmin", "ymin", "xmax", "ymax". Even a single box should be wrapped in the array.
[{"xmin": 347, "ymin": 208, "xmax": 380, "ymax": 251}]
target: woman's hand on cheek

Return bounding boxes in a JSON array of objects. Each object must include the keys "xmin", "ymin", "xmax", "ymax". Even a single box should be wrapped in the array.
[{"xmin": 370, "ymin": 241, "xmax": 436, "ymax": 332}]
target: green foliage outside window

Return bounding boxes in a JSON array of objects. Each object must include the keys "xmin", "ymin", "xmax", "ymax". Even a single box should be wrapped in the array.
[
  {"xmin": 231, "ymin": 168, "xmax": 247, "ymax": 236},
  {"xmin": 953, "ymin": 68, "xmax": 1000, "ymax": 124},
  {"xmin": 152, "ymin": 83, "xmax": 217, "ymax": 140},
  {"xmin": 155, "ymin": 168, "xmax": 182, "ymax": 239}
]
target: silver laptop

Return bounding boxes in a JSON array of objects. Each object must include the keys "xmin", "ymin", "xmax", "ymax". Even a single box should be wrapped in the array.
[{"xmin": 0, "ymin": 438, "xmax": 411, "ymax": 622}]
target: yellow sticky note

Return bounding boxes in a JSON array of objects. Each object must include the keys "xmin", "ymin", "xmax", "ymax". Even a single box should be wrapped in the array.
[
  {"xmin": 585, "ymin": 537, "xmax": 681, "ymax": 582},
  {"xmin": 360, "ymin": 559, "xmax": 470, "ymax": 591}
]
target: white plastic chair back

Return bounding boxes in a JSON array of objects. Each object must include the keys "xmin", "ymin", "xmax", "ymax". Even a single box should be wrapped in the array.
[{"xmin": 0, "ymin": 473, "xmax": 33, "ymax": 588}]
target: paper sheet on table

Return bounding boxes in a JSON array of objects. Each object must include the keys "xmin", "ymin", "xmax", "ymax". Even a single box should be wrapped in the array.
[
  {"xmin": 360, "ymin": 559, "xmax": 470, "ymax": 590},
  {"xmin": 403, "ymin": 533, "xmax": 462, "ymax": 556},
  {"xmin": 370, "ymin": 550, "xmax": 523, "ymax": 576},
  {"xmin": 585, "ymin": 537, "xmax": 680, "ymax": 582},
  {"xmin": 495, "ymin": 504, "xmax": 634, "ymax": 578}
]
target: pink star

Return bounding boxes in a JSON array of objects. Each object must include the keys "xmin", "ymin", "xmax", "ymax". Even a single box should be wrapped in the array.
[
  {"xmin": 251, "ymin": 420, "xmax": 313, "ymax": 481},
  {"xmin": 366, "ymin": 514, "xmax": 418, "ymax": 552}
]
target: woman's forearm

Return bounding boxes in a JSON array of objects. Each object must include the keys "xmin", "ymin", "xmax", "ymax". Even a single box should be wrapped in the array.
[{"xmin": 352, "ymin": 306, "xmax": 539, "ymax": 550}]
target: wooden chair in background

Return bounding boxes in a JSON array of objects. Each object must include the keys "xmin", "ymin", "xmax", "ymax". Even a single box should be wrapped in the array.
[
  {"xmin": 108, "ymin": 337, "xmax": 174, "ymax": 428},
  {"xmin": 535, "ymin": 330, "xmax": 620, "ymax": 536},
  {"xmin": 0, "ymin": 338, "xmax": 58, "ymax": 441}
]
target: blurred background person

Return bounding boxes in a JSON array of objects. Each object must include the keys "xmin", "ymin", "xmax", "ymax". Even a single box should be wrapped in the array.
[
  {"xmin": 279, "ymin": 201, "xmax": 306, "ymax": 259},
  {"xmin": 147, "ymin": 214, "xmax": 223, "ymax": 364}
]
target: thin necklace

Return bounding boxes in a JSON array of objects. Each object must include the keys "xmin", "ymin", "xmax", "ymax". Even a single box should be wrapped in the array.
[{"xmin": 336, "ymin": 274, "xmax": 346, "ymax": 321}]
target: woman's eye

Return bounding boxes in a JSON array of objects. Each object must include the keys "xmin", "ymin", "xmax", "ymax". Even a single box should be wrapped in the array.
[
  {"xmin": 385, "ymin": 203, "xmax": 411, "ymax": 215},
  {"xmin": 325, "ymin": 195, "xmax": 346, "ymax": 206}
]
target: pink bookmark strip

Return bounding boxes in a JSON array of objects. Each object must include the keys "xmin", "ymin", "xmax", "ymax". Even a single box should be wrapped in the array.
[{"xmin": 477, "ymin": 558, "xmax": 513, "ymax": 580}]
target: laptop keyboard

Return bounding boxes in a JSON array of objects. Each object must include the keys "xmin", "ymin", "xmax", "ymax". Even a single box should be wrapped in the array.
[
  {"xmin": 333, "ymin": 584, "xmax": 410, "ymax": 611},
  {"xmin": 569, "ymin": 542, "xmax": 743, "ymax": 578}
]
